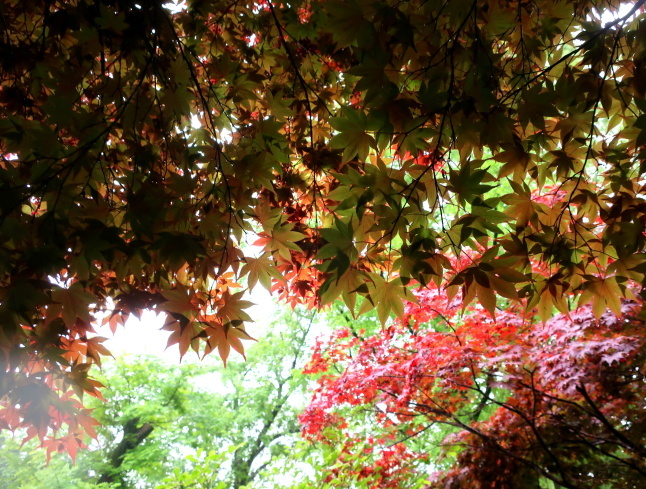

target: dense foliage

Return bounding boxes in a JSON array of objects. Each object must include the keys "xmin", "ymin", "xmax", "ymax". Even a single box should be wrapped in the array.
[
  {"xmin": 303, "ymin": 288, "xmax": 646, "ymax": 488},
  {"xmin": 1, "ymin": 0, "xmax": 646, "ymax": 469}
]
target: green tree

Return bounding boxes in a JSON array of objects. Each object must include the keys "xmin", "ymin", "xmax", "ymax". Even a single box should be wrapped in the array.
[{"xmin": 0, "ymin": 307, "xmax": 316, "ymax": 488}]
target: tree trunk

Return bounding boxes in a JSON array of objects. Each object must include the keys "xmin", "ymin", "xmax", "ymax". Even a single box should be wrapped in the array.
[{"xmin": 98, "ymin": 417, "xmax": 154, "ymax": 485}]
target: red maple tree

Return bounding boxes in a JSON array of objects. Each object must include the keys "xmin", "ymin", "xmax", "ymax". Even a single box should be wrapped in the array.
[{"xmin": 302, "ymin": 281, "xmax": 646, "ymax": 488}]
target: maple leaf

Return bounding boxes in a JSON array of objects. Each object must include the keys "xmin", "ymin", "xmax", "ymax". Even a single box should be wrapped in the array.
[
  {"xmin": 577, "ymin": 276, "xmax": 626, "ymax": 319},
  {"xmin": 85, "ymin": 337, "xmax": 111, "ymax": 367},
  {"xmin": 254, "ymin": 222, "xmax": 306, "ymax": 262},
  {"xmin": 51, "ymin": 283, "xmax": 95, "ymax": 330},
  {"xmin": 240, "ymin": 253, "xmax": 287, "ymax": 291},
  {"xmin": 158, "ymin": 286, "xmax": 199, "ymax": 320},
  {"xmin": 359, "ymin": 276, "xmax": 418, "ymax": 325},
  {"xmin": 319, "ymin": 267, "xmax": 367, "ymax": 312},
  {"xmin": 501, "ymin": 180, "xmax": 538, "ymax": 229},
  {"xmin": 215, "ymin": 290, "xmax": 254, "ymax": 327},
  {"xmin": 330, "ymin": 108, "xmax": 377, "ymax": 162},
  {"xmin": 164, "ymin": 318, "xmax": 203, "ymax": 360},
  {"xmin": 447, "ymin": 161, "xmax": 497, "ymax": 205}
]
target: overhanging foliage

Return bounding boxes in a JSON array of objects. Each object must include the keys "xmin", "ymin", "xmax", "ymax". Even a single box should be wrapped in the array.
[{"xmin": 1, "ymin": 0, "xmax": 646, "ymax": 457}]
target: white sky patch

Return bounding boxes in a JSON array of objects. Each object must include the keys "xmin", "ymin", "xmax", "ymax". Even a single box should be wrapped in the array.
[
  {"xmin": 100, "ymin": 285, "xmax": 279, "ymax": 358},
  {"xmin": 219, "ymin": 128, "xmax": 233, "ymax": 144},
  {"xmin": 163, "ymin": 1, "xmax": 187, "ymax": 14},
  {"xmin": 101, "ymin": 309, "xmax": 172, "ymax": 358},
  {"xmin": 595, "ymin": 1, "xmax": 642, "ymax": 25}
]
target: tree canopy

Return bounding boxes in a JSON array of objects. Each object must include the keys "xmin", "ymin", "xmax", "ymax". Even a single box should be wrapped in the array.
[
  {"xmin": 2, "ymin": 0, "xmax": 646, "ymax": 457},
  {"xmin": 303, "ymin": 288, "xmax": 646, "ymax": 488}
]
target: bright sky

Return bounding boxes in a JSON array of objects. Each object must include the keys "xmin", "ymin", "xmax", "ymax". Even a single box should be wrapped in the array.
[
  {"xmin": 100, "ymin": 285, "xmax": 278, "ymax": 359},
  {"xmin": 598, "ymin": 1, "xmax": 641, "ymax": 23}
]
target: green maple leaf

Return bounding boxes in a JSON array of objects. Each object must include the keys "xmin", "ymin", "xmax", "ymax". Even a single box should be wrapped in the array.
[
  {"xmin": 447, "ymin": 162, "xmax": 496, "ymax": 205},
  {"xmin": 255, "ymin": 222, "xmax": 305, "ymax": 262},
  {"xmin": 330, "ymin": 109, "xmax": 377, "ymax": 162},
  {"xmin": 360, "ymin": 276, "xmax": 417, "ymax": 325},
  {"xmin": 241, "ymin": 254, "xmax": 286, "ymax": 291}
]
